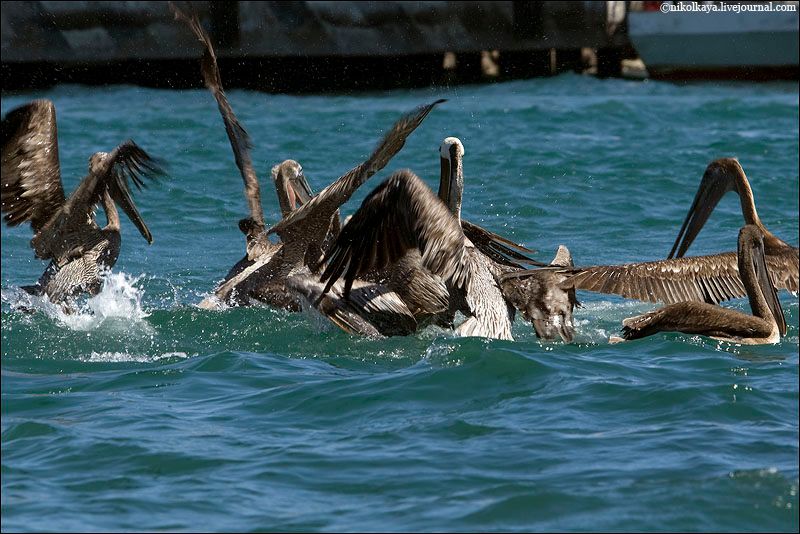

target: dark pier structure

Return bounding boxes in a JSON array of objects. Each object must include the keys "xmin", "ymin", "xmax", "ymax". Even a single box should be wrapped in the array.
[{"xmin": 1, "ymin": 1, "xmax": 637, "ymax": 92}]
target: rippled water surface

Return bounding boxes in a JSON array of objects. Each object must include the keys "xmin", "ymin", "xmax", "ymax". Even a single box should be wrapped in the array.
[{"xmin": 2, "ymin": 76, "xmax": 798, "ymax": 532}]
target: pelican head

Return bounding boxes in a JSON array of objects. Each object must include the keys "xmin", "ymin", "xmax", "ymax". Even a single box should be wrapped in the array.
[
  {"xmin": 88, "ymin": 151, "xmax": 153, "ymax": 243},
  {"xmin": 737, "ymin": 225, "xmax": 786, "ymax": 336},
  {"xmin": 88, "ymin": 151, "xmax": 110, "ymax": 173},
  {"xmin": 669, "ymin": 157, "xmax": 762, "ymax": 259},
  {"xmin": 438, "ymin": 137, "xmax": 464, "ymax": 220},
  {"xmin": 272, "ymin": 159, "xmax": 313, "ymax": 217}
]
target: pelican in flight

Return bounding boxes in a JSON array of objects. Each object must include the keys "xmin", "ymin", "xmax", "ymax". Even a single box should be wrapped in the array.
[
  {"xmin": 557, "ymin": 158, "xmax": 798, "ymax": 306},
  {"xmin": 1, "ymin": 99, "xmax": 163, "ymax": 306},
  {"xmin": 315, "ymin": 138, "xmax": 576, "ymax": 342},
  {"xmin": 612, "ymin": 225, "xmax": 787, "ymax": 345}
]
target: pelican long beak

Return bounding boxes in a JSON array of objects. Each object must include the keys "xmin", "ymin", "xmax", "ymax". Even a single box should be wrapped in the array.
[
  {"xmin": 293, "ymin": 172, "xmax": 314, "ymax": 207},
  {"xmin": 109, "ymin": 171, "xmax": 153, "ymax": 243},
  {"xmin": 668, "ymin": 165, "xmax": 735, "ymax": 258},
  {"xmin": 286, "ymin": 179, "xmax": 297, "ymax": 211},
  {"xmin": 748, "ymin": 232, "xmax": 787, "ymax": 336},
  {"xmin": 439, "ymin": 156, "xmax": 451, "ymax": 205}
]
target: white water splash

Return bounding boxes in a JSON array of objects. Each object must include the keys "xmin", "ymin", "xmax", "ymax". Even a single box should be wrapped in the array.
[
  {"xmin": 82, "ymin": 351, "xmax": 190, "ymax": 363},
  {"xmin": 196, "ymin": 293, "xmax": 226, "ymax": 310},
  {"xmin": 3, "ymin": 270, "xmax": 150, "ymax": 331}
]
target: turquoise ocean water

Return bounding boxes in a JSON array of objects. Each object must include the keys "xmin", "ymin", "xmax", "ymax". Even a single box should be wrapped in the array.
[{"xmin": 1, "ymin": 75, "xmax": 798, "ymax": 532}]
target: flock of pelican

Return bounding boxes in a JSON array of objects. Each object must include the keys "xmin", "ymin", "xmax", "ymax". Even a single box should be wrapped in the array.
[{"xmin": 1, "ymin": 5, "xmax": 796, "ymax": 347}]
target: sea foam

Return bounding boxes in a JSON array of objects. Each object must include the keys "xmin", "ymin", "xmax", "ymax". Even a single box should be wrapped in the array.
[{"xmin": 2, "ymin": 270, "xmax": 149, "ymax": 331}]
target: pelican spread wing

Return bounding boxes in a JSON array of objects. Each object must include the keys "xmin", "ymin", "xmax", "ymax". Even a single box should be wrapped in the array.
[
  {"xmin": 267, "ymin": 99, "xmax": 445, "ymax": 240},
  {"xmin": 561, "ymin": 253, "xmax": 746, "ymax": 305},
  {"xmin": 171, "ymin": 2, "xmax": 264, "ymax": 232},
  {"xmin": 320, "ymin": 169, "xmax": 470, "ymax": 299},
  {"xmin": 1, "ymin": 99, "xmax": 66, "ymax": 232},
  {"xmin": 32, "ymin": 140, "xmax": 164, "ymax": 260}
]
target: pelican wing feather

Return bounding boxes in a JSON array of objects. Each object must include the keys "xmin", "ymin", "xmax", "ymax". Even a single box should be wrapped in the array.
[
  {"xmin": 31, "ymin": 140, "xmax": 164, "ymax": 259},
  {"xmin": 319, "ymin": 169, "xmax": 469, "ymax": 300},
  {"xmin": 1, "ymin": 99, "xmax": 66, "ymax": 232},
  {"xmin": 267, "ymin": 99, "xmax": 445, "ymax": 240},
  {"xmin": 171, "ymin": 2, "xmax": 264, "ymax": 231}
]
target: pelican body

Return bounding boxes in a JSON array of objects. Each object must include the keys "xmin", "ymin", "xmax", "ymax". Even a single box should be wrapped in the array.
[
  {"xmin": 668, "ymin": 157, "xmax": 798, "ymax": 293},
  {"xmin": 616, "ymin": 225, "xmax": 787, "ymax": 344},
  {"xmin": 172, "ymin": 5, "xmax": 323, "ymax": 310},
  {"xmin": 1, "ymin": 100, "xmax": 162, "ymax": 306},
  {"xmin": 436, "ymin": 138, "xmax": 576, "ymax": 342},
  {"xmin": 316, "ymin": 137, "xmax": 575, "ymax": 342},
  {"xmin": 558, "ymin": 159, "xmax": 797, "ymax": 307}
]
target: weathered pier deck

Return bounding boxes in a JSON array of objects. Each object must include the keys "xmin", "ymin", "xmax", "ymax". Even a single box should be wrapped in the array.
[{"xmin": 2, "ymin": 1, "xmax": 636, "ymax": 92}]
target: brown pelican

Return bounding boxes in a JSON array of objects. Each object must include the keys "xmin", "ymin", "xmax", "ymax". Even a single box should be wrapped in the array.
[
  {"xmin": 311, "ymin": 137, "xmax": 576, "ymax": 342},
  {"xmin": 498, "ymin": 246, "xmax": 579, "ymax": 343},
  {"xmin": 558, "ymin": 159, "xmax": 798, "ymax": 306},
  {"xmin": 316, "ymin": 136, "xmax": 547, "ymax": 333},
  {"xmin": 316, "ymin": 167, "xmax": 515, "ymax": 339},
  {"xmin": 430, "ymin": 138, "xmax": 576, "ymax": 343},
  {"xmin": 668, "ymin": 157, "xmax": 798, "ymax": 292},
  {"xmin": 612, "ymin": 225, "xmax": 787, "ymax": 345},
  {"xmin": 198, "ymin": 98, "xmax": 444, "ymax": 311},
  {"xmin": 221, "ymin": 99, "xmax": 445, "ymax": 310},
  {"xmin": 203, "ymin": 159, "xmax": 316, "ymax": 310},
  {"xmin": 316, "ymin": 137, "xmax": 539, "ymax": 336},
  {"xmin": 171, "ymin": 5, "xmax": 320, "ymax": 309},
  {"xmin": 1, "ymin": 99, "xmax": 163, "ymax": 306}
]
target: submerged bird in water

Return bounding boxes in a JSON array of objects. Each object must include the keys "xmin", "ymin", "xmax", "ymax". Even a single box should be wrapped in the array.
[
  {"xmin": 1, "ymin": 99, "xmax": 164, "ymax": 308},
  {"xmin": 612, "ymin": 225, "xmax": 787, "ymax": 345},
  {"xmin": 498, "ymin": 246, "xmax": 579, "ymax": 343}
]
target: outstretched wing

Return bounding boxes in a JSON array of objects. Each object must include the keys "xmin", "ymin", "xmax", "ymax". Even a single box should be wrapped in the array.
[
  {"xmin": 268, "ymin": 99, "xmax": 445, "ymax": 240},
  {"xmin": 31, "ymin": 140, "xmax": 164, "ymax": 259},
  {"xmin": 319, "ymin": 169, "xmax": 469, "ymax": 299},
  {"xmin": 560, "ymin": 253, "xmax": 750, "ymax": 305},
  {"xmin": 1, "ymin": 99, "xmax": 66, "ymax": 232},
  {"xmin": 461, "ymin": 219, "xmax": 546, "ymax": 268},
  {"xmin": 563, "ymin": 249, "xmax": 797, "ymax": 305},
  {"xmin": 766, "ymin": 247, "xmax": 799, "ymax": 295},
  {"xmin": 171, "ymin": 2, "xmax": 265, "ymax": 231}
]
